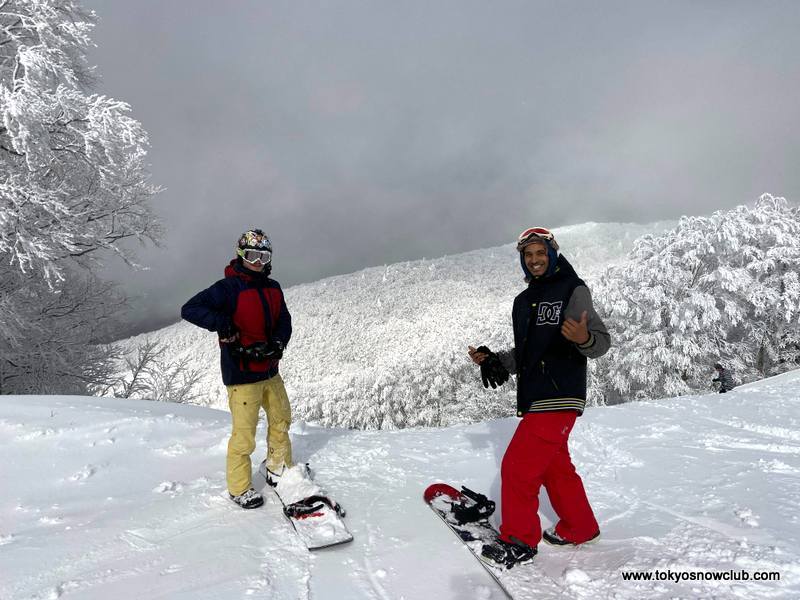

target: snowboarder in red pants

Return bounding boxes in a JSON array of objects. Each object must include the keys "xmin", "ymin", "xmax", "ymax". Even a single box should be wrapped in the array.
[{"xmin": 469, "ymin": 227, "xmax": 610, "ymax": 568}]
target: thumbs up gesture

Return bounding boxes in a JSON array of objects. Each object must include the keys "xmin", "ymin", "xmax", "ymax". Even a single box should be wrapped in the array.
[{"xmin": 561, "ymin": 311, "xmax": 591, "ymax": 345}]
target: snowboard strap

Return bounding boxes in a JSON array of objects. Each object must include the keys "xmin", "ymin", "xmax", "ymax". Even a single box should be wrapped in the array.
[
  {"xmin": 284, "ymin": 495, "xmax": 346, "ymax": 519},
  {"xmin": 452, "ymin": 486, "xmax": 495, "ymax": 524}
]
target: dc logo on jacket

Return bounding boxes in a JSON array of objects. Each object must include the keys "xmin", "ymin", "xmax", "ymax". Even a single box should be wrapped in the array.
[{"xmin": 536, "ymin": 301, "xmax": 563, "ymax": 326}]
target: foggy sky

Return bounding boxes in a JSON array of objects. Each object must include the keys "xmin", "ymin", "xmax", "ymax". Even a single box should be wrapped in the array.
[{"xmin": 84, "ymin": 0, "xmax": 800, "ymax": 335}]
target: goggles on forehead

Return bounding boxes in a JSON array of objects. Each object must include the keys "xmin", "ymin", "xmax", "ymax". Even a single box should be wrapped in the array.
[
  {"xmin": 238, "ymin": 248, "xmax": 272, "ymax": 265},
  {"xmin": 516, "ymin": 227, "xmax": 558, "ymax": 251}
]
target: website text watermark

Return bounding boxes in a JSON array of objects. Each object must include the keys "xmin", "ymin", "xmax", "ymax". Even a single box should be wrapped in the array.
[{"xmin": 621, "ymin": 569, "xmax": 780, "ymax": 583}]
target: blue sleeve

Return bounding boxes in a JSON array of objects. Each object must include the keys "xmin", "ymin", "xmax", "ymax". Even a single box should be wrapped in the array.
[
  {"xmin": 181, "ymin": 279, "xmax": 234, "ymax": 333},
  {"xmin": 273, "ymin": 285, "xmax": 292, "ymax": 346}
]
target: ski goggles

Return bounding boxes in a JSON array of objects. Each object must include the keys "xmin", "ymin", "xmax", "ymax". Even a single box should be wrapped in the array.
[
  {"xmin": 238, "ymin": 248, "xmax": 272, "ymax": 264},
  {"xmin": 516, "ymin": 227, "xmax": 559, "ymax": 251}
]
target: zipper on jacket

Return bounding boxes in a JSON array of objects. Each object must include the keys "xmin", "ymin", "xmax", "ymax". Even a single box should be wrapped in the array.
[
  {"xmin": 255, "ymin": 287, "xmax": 274, "ymax": 339},
  {"xmin": 541, "ymin": 360, "xmax": 560, "ymax": 391}
]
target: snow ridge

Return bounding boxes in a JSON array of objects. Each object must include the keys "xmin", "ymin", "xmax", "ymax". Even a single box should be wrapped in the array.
[{"xmin": 114, "ymin": 221, "xmax": 673, "ymax": 429}]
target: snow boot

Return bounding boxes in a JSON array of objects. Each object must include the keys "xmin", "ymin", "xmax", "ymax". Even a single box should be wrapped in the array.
[
  {"xmin": 480, "ymin": 537, "xmax": 536, "ymax": 569},
  {"xmin": 542, "ymin": 527, "xmax": 600, "ymax": 546},
  {"xmin": 229, "ymin": 487, "xmax": 264, "ymax": 509}
]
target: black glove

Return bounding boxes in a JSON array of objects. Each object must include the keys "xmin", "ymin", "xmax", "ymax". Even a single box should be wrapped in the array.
[
  {"xmin": 476, "ymin": 346, "xmax": 510, "ymax": 389},
  {"xmin": 263, "ymin": 338, "xmax": 284, "ymax": 360},
  {"xmin": 218, "ymin": 320, "xmax": 238, "ymax": 342},
  {"xmin": 230, "ymin": 339, "xmax": 283, "ymax": 362}
]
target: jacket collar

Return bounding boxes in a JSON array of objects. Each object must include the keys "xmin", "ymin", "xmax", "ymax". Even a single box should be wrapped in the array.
[{"xmin": 224, "ymin": 259, "xmax": 270, "ymax": 283}]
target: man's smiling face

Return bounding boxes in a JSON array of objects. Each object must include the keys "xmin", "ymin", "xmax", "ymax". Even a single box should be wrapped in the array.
[{"xmin": 523, "ymin": 241, "xmax": 549, "ymax": 277}]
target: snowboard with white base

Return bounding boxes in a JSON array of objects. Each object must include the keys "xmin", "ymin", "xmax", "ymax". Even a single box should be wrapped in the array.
[{"xmin": 257, "ymin": 462, "xmax": 353, "ymax": 550}]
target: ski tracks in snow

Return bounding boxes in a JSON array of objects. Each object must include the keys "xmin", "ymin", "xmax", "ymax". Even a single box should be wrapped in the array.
[
  {"xmin": 0, "ymin": 396, "xmax": 314, "ymax": 600},
  {"xmin": 571, "ymin": 390, "xmax": 800, "ymax": 598},
  {"xmin": 4, "ymin": 384, "xmax": 800, "ymax": 599},
  {"xmin": 292, "ymin": 431, "xmax": 399, "ymax": 600}
]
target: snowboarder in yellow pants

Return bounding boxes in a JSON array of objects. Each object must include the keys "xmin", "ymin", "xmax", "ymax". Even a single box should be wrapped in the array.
[{"xmin": 181, "ymin": 229, "xmax": 294, "ymax": 509}]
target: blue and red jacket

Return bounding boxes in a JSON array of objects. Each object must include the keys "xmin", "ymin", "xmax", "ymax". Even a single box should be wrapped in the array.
[{"xmin": 181, "ymin": 260, "xmax": 292, "ymax": 385}]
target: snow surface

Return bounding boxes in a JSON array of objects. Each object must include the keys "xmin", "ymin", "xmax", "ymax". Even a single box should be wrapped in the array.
[{"xmin": 2, "ymin": 369, "xmax": 800, "ymax": 599}]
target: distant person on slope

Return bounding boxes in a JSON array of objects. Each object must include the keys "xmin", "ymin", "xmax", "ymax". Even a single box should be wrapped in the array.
[
  {"xmin": 181, "ymin": 229, "xmax": 293, "ymax": 509},
  {"xmin": 468, "ymin": 226, "xmax": 611, "ymax": 568},
  {"xmin": 712, "ymin": 363, "xmax": 736, "ymax": 393}
]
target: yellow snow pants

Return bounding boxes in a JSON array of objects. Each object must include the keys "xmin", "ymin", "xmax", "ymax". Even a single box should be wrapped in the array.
[{"xmin": 226, "ymin": 374, "xmax": 293, "ymax": 496}]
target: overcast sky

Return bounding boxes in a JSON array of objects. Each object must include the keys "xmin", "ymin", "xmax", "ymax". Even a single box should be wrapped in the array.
[{"xmin": 84, "ymin": 0, "xmax": 800, "ymax": 335}]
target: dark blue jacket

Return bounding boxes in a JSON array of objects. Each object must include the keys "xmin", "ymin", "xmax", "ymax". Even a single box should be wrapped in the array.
[
  {"xmin": 512, "ymin": 255, "xmax": 588, "ymax": 415},
  {"xmin": 181, "ymin": 261, "xmax": 292, "ymax": 385}
]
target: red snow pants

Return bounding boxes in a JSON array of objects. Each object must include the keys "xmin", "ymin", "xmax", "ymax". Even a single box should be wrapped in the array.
[{"xmin": 498, "ymin": 411, "xmax": 598, "ymax": 548}]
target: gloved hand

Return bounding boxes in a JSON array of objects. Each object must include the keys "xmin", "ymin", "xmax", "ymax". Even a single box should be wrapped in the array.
[
  {"xmin": 263, "ymin": 338, "xmax": 284, "ymax": 360},
  {"xmin": 218, "ymin": 321, "xmax": 238, "ymax": 343},
  {"xmin": 476, "ymin": 346, "xmax": 510, "ymax": 389}
]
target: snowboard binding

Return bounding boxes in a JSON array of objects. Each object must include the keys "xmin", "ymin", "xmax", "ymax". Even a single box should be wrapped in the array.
[
  {"xmin": 284, "ymin": 495, "xmax": 346, "ymax": 519},
  {"xmin": 452, "ymin": 486, "xmax": 495, "ymax": 524},
  {"xmin": 423, "ymin": 483, "xmax": 495, "ymax": 524}
]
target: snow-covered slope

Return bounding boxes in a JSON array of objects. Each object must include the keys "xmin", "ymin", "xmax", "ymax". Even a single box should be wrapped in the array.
[
  {"xmin": 2, "ymin": 370, "xmax": 799, "ymax": 599},
  {"xmin": 117, "ymin": 221, "xmax": 672, "ymax": 429}
]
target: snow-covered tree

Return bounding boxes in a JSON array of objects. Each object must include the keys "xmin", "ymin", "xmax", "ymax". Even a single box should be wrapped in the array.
[
  {"xmin": 97, "ymin": 339, "xmax": 204, "ymax": 404},
  {"xmin": 0, "ymin": 270, "xmax": 123, "ymax": 393},
  {"xmin": 1, "ymin": 1, "xmax": 161, "ymax": 393},
  {"xmin": 592, "ymin": 194, "xmax": 800, "ymax": 402}
]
